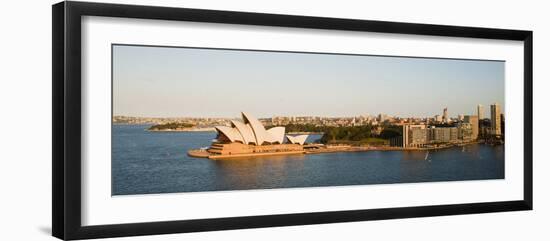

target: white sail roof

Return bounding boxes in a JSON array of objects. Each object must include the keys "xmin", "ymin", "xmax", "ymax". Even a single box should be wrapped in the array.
[
  {"xmin": 214, "ymin": 112, "xmax": 288, "ymax": 145},
  {"xmin": 286, "ymin": 135, "xmax": 309, "ymax": 145},
  {"xmin": 231, "ymin": 120, "xmax": 256, "ymax": 145},
  {"xmin": 266, "ymin": 127, "xmax": 285, "ymax": 144},
  {"xmin": 215, "ymin": 126, "xmax": 244, "ymax": 143},
  {"xmin": 242, "ymin": 112, "xmax": 269, "ymax": 145}
]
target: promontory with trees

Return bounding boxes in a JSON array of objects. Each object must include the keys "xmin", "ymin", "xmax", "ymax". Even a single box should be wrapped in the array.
[{"xmin": 148, "ymin": 122, "xmax": 195, "ymax": 131}]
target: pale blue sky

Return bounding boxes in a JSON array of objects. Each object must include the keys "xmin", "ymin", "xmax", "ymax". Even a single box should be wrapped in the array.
[{"xmin": 113, "ymin": 45, "xmax": 504, "ymax": 119}]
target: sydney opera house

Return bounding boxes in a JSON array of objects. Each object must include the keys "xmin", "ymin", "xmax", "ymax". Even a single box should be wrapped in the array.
[{"xmin": 192, "ymin": 112, "xmax": 309, "ymax": 159}]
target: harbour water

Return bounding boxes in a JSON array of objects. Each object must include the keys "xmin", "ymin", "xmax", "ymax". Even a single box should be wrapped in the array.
[{"xmin": 112, "ymin": 124, "xmax": 504, "ymax": 195}]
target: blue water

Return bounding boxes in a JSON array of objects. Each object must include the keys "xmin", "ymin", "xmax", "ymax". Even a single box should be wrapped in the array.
[{"xmin": 112, "ymin": 124, "xmax": 504, "ymax": 195}]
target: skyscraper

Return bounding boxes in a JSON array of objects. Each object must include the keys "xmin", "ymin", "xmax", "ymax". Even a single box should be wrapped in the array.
[
  {"xmin": 491, "ymin": 103, "xmax": 501, "ymax": 136},
  {"xmin": 443, "ymin": 107, "xmax": 448, "ymax": 122},
  {"xmin": 477, "ymin": 104, "xmax": 484, "ymax": 120},
  {"xmin": 464, "ymin": 115, "xmax": 479, "ymax": 139}
]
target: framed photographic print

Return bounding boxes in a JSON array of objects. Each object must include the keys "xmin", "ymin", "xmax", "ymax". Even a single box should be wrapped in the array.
[{"xmin": 52, "ymin": 1, "xmax": 533, "ymax": 240}]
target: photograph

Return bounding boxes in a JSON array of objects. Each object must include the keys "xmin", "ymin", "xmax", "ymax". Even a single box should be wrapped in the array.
[
  {"xmin": 111, "ymin": 44, "xmax": 506, "ymax": 195},
  {"xmin": 0, "ymin": 0, "xmax": 542, "ymax": 240}
]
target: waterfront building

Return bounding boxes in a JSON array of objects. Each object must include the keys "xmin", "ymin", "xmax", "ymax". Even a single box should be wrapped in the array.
[
  {"xmin": 402, "ymin": 124, "xmax": 464, "ymax": 147},
  {"xmin": 450, "ymin": 127, "xmax": 458, "ymax": 142},
  {"xmin": 441, "ymin": 128, "xmax": 450, "ymax": 142},
  {"xmin": 403, "ymin": 125, "xmax": 428, "ymax": 147},
  {"xmin": 458, "ymin": 123, "xmax": 473, "ymax": 141},
  {"xmin": 402, "ymin": 125, "xmax": 409, "ymax": 147},
  {"xmin": 428, "ymin": 126, "xmax": 458, "ymax": 143},
  {"xmin": 411, "ymin": 129, "xmax": 428, "ymax": 147},
  {"xmin": 428, "ymin": 127, "xmax": 438, "ymax": 142},
  {"xmin": 209, "ymin": 112, "xmax": 309, "ymax": 156},
  {"xmin": 463, "ymin": 115, "xmax": 479, "ymax": 139},
  {"xmin": 491, "ymin": 103, "xmax": 502, "ymax": 136},
  {"xmin": 479, "ymin": 118, "xmax": 492, "ymax": 138},
  {"xmin": 478, "ymin": 104, "xmax": 484, "ymax": 120},
  {"xmin": 389, "ymin": 136, "xmax": 403, "ymax": 147}
]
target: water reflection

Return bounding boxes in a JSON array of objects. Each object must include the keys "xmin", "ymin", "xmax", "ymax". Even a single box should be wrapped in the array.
[
  {"xmin": 209, "ymin": 154, "xmax": 307, "ymax": 190},
  {"xmin": 402, "ymin": 151, "xmax": 428, "ymax": 161}
]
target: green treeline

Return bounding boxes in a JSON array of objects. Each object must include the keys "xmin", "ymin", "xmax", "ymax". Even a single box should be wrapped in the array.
[
  {"xmin": 148, "ymin": 122, "xmax": 195, "ymax": 130},
  {"xmin": 379, "ymin": 126, "xmax": 403, "ymax": 139},
  {"xmin": 320, "ymin": 125, "xmax": 402, "ymax": 144}
]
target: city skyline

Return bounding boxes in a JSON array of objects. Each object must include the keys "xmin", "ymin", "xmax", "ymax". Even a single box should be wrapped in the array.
[
  {"xmin": 112, "ymin": 103, "xmax": 504, "ymax": 124},
  {"xmin": 112, "ymin": 103, "xmax": 503, "ymax": 120},
  {"xmin": 113, "ymin": 45, "xmax": 505, "ymax": 118}
]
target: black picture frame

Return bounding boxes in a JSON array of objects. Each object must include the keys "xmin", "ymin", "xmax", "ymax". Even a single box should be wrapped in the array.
[{"xmin": 52, "ymin": 1, "xmax": 533, "ymax": 240}]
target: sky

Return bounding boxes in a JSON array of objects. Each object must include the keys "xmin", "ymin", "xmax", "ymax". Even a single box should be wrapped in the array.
[{"xmin": 112, "ymin": 44, "xmax": 504, "ymax": 119}]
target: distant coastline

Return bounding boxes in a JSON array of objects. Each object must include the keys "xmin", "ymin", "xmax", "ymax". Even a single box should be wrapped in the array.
[
  {"xmin": 112, "ymin": 123, "xmax": 217, "ymax": 132},
  {"xmin": 147, "ymin": 127, "xmax": 216, "ymax": 132},
  {"xmin": 146, "ymin": 122, "xmax": 218, "ymax": 132}
]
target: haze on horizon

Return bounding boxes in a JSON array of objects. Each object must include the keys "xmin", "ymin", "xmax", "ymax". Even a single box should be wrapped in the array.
[{"xmin": 113, "ymin": 45, "xmax": 505, "ymax": 119}]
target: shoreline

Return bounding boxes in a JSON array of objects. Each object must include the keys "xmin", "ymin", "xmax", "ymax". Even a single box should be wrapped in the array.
[
  {"xmin": 188, "ymin": 141, "xmax": 490, "ymax": 159},
  {"xmin": 306, "ymin": 141, "xmax": 481, "ymax": 154}
]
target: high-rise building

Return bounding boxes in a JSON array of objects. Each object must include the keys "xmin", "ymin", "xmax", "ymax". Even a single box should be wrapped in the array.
[
  {"xmin": 402, "ymin": 125, "xmax": 428, "ymax": 147},
  {"xmin": 402, "ymin": 125, "xmax": 409, "ymax": 148},
  {"xmin": 477, "ymin": 104, "xmax": 484, "ymax": 120},
  {"xmin": 491, "ymin": 103, "xmax": 501, "ymax": 136},
  {"xmin": 464, "ymin": 115, "xmax": 479, "ymax": 139},
  {"xmin": 443, "ymin": 107, "xmax": 448, "ymax": 122},
  {"xmin": 429, "ymin": 127, "xmax": 457, "ymax": 143}
]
